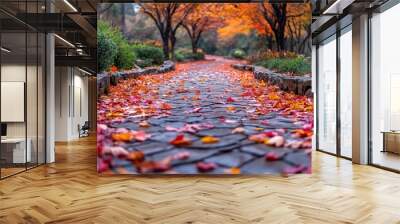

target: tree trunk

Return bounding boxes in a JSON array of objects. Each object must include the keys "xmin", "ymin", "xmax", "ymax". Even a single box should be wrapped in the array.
[
  {"xmin": 120, "ymin": 4, "xmax": 126, "ymax": 34},
  {"xmin": 272, "ymin": 26, "xmax": 286, "ymax": 52},
  {"xmin": 170, "ymin": 35, "xmax": 177, "ymax": 60},
  {"xmin": 162, "ymin": 35, "xmax": 170, "ymax": 60},
  {"xmin": 191, "ymin": 38, "xmax": 199, "ymax": 53}
]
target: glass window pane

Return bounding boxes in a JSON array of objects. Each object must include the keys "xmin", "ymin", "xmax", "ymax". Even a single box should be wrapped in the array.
[
  {"xmin": 27, "ymin": 31, "xmax": 38, "ymax": 168},
  {"xmin": 1, "ymin": 30, "xmax": 27, "ymax": 177},
  {"xmin": 371, "ymin": 4, "xmax": 400, "ymax": 171},
  {"xmin": 340, "ymin": 28, "xmax": 352, "ymax": 158},
  {"xmin": 318, "ymin": 36, "xmax": 337, "ymax": 154}
]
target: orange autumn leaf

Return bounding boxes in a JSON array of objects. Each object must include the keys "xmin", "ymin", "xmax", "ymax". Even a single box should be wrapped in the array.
[
  {"xmin": 106, "ymin": 112, "xmax": 124, "ymax": 119},
  {"xmin": 127, "ymin": 151, "xmax": 145, "ymax": 163},
  {"xmin": 201, "ymin": 136, "xmax": 220, "ymax": 144},
  {"xmin": 112, "ymin": 132, "xmax": 134, "ymax": 142},
  {"xmin": 292, "ymin": 129, "xmax": 313, "ymax": 138},
  {"xmin": 170, "ymin": 134, "xmax": 192, "ymax": 146},
  {"xmin": 110, "ymin": 65, "xmax": 118, "ymax": 73},
  {"xmin": 160, "ymin": 103, "xmax": 172, "ymax": 110},
  {"xmin": 226, "ymin": 106, "xmax": 236, "ymax": 112},
  {"xmin": 249, "ymin": 133, "xmax": 269, "ymax": 143},
  {"xmin": 268, "ymin": 93, "xmax": 280, "ymax": 100},
  {"xmin": 229, "ymin": 167, "xmax": 241, "ymax": 174}
]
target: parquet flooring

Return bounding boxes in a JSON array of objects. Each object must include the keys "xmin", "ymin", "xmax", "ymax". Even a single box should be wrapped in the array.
[{"xmin": 1, "ymin": 135, "xmax": 400, "ymax": 224}]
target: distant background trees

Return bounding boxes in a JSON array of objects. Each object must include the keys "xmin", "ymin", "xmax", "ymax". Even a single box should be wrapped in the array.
[{"xmin": 98, "ymin": 3, "xmax": 311, "ymax": 73}]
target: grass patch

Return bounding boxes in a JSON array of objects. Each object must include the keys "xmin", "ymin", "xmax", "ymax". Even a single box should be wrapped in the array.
[
  {"xmin": 175, "ymin": 49, "xmax": 205, "ymax": 62},
  {"xmin": 255, "ymin": 56, "xmax": 311, "ymax": 76}
]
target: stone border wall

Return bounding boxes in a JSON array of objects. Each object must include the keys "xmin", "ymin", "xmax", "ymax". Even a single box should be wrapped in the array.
[
  {"xmin": 231, "ymin": 64, "xmax": 312, "ymax": 97},
  {"xmin": 97, "ymin": 60, "xmax": 175, "ymax": 96}
]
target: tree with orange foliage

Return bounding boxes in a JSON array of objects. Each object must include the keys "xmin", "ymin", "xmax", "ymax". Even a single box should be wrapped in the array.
[
  {"xmin": 140, "ymin": 3, "xmax": 193, "ymax": 59},
  {"xmin": 182, "ymin": 4, "xmax": 224, "ymax": 54}
]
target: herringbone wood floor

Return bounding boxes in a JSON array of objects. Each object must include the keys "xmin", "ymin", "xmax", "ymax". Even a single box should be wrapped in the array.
[{"xmin": 1, "ymin": 136, "xmax": 399, "ymax": 224}]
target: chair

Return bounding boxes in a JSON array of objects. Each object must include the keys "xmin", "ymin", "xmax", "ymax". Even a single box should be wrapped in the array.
[{"xmin": 78, "ymin": 121, "xmax": 90, "ymax": 138}]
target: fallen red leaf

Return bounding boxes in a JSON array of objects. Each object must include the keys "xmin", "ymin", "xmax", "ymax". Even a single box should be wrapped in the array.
[
  {"xmin": 227, "ymin": 97, "xmax": 235, "ymax": 103},
  {"xmin": 160, "ymin": 102, "xmax": 172, "ymax": 110},
  {"xmin": 264, "ymin": 131, "xmax": 278, "ymax": 138},
  {"xmin": 169, "ymin": 134, "xmax": 191, "ymax": 146},
  {"xmin": 265, "ymin": 152, "xmax": 280, "ymax": 161},
  {"xmin": 196, "ymin": 162, "xmax": 216, "ymax": 172},
  {"xmin": 283, "ymin": 165, "xmax": 306, "ymax": 175},
  {"xmin": 98, "ymin": 160, "xmax": 110, "ymax": 172}
]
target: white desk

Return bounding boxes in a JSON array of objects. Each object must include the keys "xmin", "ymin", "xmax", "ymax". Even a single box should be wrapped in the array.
[{"xmin": 1, "ymin": 138, "xmax": 31, "ymax": 163}]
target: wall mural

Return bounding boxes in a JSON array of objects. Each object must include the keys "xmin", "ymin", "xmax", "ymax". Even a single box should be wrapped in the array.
[{"xmin": 97, "ymin": 3, "xmax": 313, "ymax": 175}]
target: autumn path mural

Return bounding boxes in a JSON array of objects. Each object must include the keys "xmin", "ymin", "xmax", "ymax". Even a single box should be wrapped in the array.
[
  {"xmin": 98, "ymin": 56, "xmax": 313, "ymax": 174},
  {"xmin": 97, "ymin": 3, "xmax": 312, "ymax": 175}
]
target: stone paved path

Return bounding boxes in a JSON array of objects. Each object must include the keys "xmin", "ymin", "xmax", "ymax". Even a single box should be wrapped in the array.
[{"xmin": 97, "ymin": 56, "xmax": 313, "ymax": 175}]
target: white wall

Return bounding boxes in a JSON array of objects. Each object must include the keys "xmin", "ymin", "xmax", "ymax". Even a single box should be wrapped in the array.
[{"xmin": 54, "ymin": 66, "xmax": 89, "ymax": 141}]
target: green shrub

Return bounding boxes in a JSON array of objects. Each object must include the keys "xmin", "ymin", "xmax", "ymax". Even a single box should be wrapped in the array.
[
  {"xmin": 131, "ymin": 44, "xmax": 164, "ymax": 66},
  {"xmin": 98, "ymin": 20, "xmax": 136, "ymax": 70},
  {"xmin": 175, "ymin": 49, "xmax": 205, "ymax": 61},
  {"xmin": 256, "ymin": 56, "xmax": 311, "ymax": 75},
  {"xmin": 192, "ymin": 52, "xmax": 205, "ymax": 60},
  {"xmin": 175, "ymin": 51, "xmax": 185, "ymax": 62},
  {"xmin": 115, "ymin": 42, "xmax": 136, "ymax": 70},
  {"xmin": 97, "ymin": 31, "xmax": 117, "ymax": 72},
  {"xmin": 231, "ymin": 49, "xmax": 246, "ymax": 59}
]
